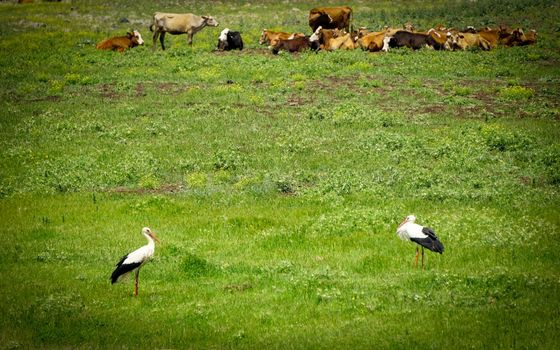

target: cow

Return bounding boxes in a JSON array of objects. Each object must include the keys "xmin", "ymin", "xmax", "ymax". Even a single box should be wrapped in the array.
[
  {"xmin": 308, "ymin": 6, "xmax": 353, "ymax": 32},
  {"xmin": 384, "ymin": 30, "xmax": 441, "ymax": 50},
  {"xmin": 476, "ymin": 28, "xmax": 501, "ymax": 49},
  {"xmin": 259, "ymin": 29, "xmax": 305, "ymax": 48},
  {"xmin": 150, "ymin": 12, "xmax": 219, "ymax": 50},
  {"xmin": 426, "ymin": 28, "xmax": 452, "ymax": 50},
  {"xmin": 309, "ymin": 26, "xmax": 350, "ymax": 50},
  {"xmin": 323, "ymin": 33, "xmax": 355, "ymax": 50},
  {"xmin": 96, "ymin": 30, "xmax": 144, "ymax": 53},
  {"xmin": 504, "ymin": 28, "xmax": 537, "ymax": 46},
  {"xmin": 271, "ymin": 36, "xmax": 311, "ymax": 55},
  {"xmin": 217, "ymin": 28, "xmax": 243, "ymax": 51},
  {"xmin": 357, "ymin": 31, "xmax": 388, "ymax": 52},
  {"xmin": 447, "ymin": 32, "xmax": 492, "ymax": 50}
]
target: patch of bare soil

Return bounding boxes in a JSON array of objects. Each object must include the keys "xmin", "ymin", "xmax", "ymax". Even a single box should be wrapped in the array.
[
  {"xmin": 212, "ymin": 48, "xmax": 272, "ymax": 56},
  {"xmin": 108, "ymin": 183, "xmax": 184, "ymax": 195},
  {"xmin": 155, "ymin": 82, "xmax": 191, "ymax": 95},
  {"xmin": 99, "ymin": 83, "xmax": 121, "ymax": 99}
]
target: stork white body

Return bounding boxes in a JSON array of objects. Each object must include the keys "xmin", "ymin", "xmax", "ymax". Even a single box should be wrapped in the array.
[
  {"xmin": 397, "ymin": 215, "xmax": 444, "ymax": 268},
  {"xmin": 111, "ymin": 227, "xmax": 159, "ymax": 296}
]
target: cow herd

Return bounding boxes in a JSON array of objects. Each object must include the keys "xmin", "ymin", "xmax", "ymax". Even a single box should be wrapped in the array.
[{"xmin": 95, "ymin": 6, "xmax": 538, "ymax": 55}]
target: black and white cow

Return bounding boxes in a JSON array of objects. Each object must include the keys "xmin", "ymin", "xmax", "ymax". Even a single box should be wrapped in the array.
[{"xmin": 217, "ymin": 28, "xmax": 243, "ymax": 51}]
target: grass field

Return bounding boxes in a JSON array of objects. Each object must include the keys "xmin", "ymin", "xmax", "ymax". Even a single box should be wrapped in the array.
[{"xmin": 1, "ymin": 0, "xmax": 559, "ymax": 348}]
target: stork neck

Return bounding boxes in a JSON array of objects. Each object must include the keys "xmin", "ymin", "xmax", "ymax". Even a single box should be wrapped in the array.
[{"xmin": 143, "ymin": 232, "xmax": 155, "ymax": 247}]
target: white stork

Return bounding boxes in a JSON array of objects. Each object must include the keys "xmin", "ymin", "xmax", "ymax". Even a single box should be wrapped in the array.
[
  {"xmin": 111, "ymin": 227, "xmax": 160, "ymax": 296},
  {"xmin": 396, "ymin": 215, "xmax": 444, "ymax": 268}
]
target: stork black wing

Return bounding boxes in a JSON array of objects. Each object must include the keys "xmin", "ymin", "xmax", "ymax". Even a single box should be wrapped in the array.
[
  {"xmin": 110, "ymin": 254, "xmax": 142, "ymax": 284},
  {"xmin": 410, "ymin": 227, "xmax": 445, "ymax": 254},
  {"xmin": 422, "ymin": 227, "xmax": 439, "ymax": 240}
]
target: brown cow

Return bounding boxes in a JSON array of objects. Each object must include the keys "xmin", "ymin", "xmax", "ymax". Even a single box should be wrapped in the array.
[
  {"xmin": 426, "ymin": 28, "xmax": 452, "ymax": 50},
  {"xmin": 324, "ymin": 33, "xmax": 355, "ymax": 50},
  {"xmin": 96, "ymin": 30, "xmax": 144, "ymax": 53},
  {"xmin": 309, "ymin": 26, "xmax": 348, "ymax": 50},
  {"xmin": 447, "ymin": 32, "xmax": 492, "ymax": 51},
  {"xmin": 502, "ymin": 28, "xmax": 537, "ymax": 46},
  {"xmin": 271, "ymin": 36, "xmax": 311, "ymax": 55},
  {"xmin": 259, "ymin": 29, "xmax": 305, "ymax": 48},
  {"xmin": 476, "ymin": 28, "xmax": 500, "ymax": 49},
  {"xmin": 357, "ymin": 31, "xmax": 387, "ymax": 52},
  {"xmin": 308, "ymin": 6, "xmax": 353, "ymax": 32}
]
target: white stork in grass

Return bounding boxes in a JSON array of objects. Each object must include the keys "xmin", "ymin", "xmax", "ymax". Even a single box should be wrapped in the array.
[
  {"xmin": 111, "ymin": 227, "xmax": 159, "ymax": 296},
  {"xmin": 396, "ymin": 215, "xmax": 444, "ymax": 268}
]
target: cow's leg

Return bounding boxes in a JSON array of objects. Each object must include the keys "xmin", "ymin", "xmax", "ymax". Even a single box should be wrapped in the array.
[
  {"xmin": 159, "ymin": 32, "xmax": 166, "ymax": 50},
  {"xmin": 152, "ymin": 31, "xmax": 159, "ymax": 50},
  {"xmin": 188, "ymin": 31, "xmax": 193, "ymax": 46}
]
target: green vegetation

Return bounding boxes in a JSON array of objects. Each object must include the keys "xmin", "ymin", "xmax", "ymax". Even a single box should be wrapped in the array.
[{"xmin": 0, "ymin": 0, "xmax": 559, "ymax": 348}]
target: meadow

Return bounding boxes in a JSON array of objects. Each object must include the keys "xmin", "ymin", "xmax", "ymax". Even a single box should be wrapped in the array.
[{"xmin": 0, "ymin": 0, "xmax": 559, "ymax": 348}]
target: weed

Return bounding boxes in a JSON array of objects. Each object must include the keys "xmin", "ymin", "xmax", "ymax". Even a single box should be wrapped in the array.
[{"xmin": 499, "ymin": 85, "xmax": 534, "ymax": 100}]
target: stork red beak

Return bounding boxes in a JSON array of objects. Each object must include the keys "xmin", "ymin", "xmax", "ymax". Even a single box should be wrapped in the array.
[
  {"xmin": 149, "ymin": 232, "xmax": 160, "ymax": 243},
  {"xmin": 397, "ymin": 218, "xmax": 407, "ymax": 229}
]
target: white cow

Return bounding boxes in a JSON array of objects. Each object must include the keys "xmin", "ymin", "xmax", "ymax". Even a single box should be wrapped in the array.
[{"xmin": 149, "ymin": 12, "xmax": 219, "ymax": 50}]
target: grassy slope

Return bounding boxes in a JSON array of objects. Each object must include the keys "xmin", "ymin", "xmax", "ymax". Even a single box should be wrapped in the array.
[{"xmin": 0, "ymin": 0, "xmax": 559, "ymax": 348}]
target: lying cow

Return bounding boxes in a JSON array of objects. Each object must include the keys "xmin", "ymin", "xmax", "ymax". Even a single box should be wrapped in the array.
[
  {"xmin": 308, "ymin": 6, "xmax": 353, "ymax": 32},
  {"xmin": 96, "ymin": 30, "xmax": 144, "ymax": 53},
  {"xmin": 217, "ymin": 28, "xmax": 243, "ymax": 51},
  {"xmin": 271, "ymin": 36, "xmax": 311, "ymax": 55},
  {"xmin": 385, "ymin": 30, "xmax": 441, "ymax": 50},
  {"xmin": 426, "ymin": 28, "xmax": 452, "ymax": 50},
  {"xmin": 447, "ymin": 32, "xmax": 492, "ymax": 50},
  {"xmin": 357, "ymin": 31, "xmax": 388, "ymax": 52},
  {"xmin": 503, "ymin": 28, "xmax": 537, "ymax": 46},
  {"xmin": 309, "ymin": 26, "xmax": 343, "ymax": 50},
  {"xmin": 310, "ymin": 27, "xmax": 355, "ymax": 51},
  {"xmin": 476, "ymin": 28, "xmax": 500, "ymax": 49},
  {"xmin": 259, "ymin": 29, "xmax": 305, "ymax": 49},
  {"xmin": 150, "ymin": 12, "xmax": 218, "ymax": 50}
]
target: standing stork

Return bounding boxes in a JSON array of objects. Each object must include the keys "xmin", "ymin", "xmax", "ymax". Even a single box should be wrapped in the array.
[
  {"xmin": 111, "ymin": 227, "xmax": 160, "ymax": 296},
  {"xmin": 396, "ymin": 215, "xmax": 444, "ymax": 268}
]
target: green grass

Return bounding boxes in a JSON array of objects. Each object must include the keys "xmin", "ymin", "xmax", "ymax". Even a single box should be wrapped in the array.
[{"xmin": 1, "ymin": 0, "xmax": 559, "ymax": 348}]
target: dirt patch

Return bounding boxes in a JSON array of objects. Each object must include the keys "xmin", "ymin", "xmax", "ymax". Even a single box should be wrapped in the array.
[
  {"xmin": 287, "ymin": 95, "xmax": 309, "ymax": 106},
  {"xmin": 99, "ymin": 83, "xmax": 121, "ymax": 99},
  {"xmin": 156, "ymin": 82, "xmax": 191, "ymax": 95},
  {"xmin": 224, "ymin": 282, "xmax": 253, "ymax": 293},
  {"xmin": 135, "ymin": 83, "xmax": 145, "ymax": 97},
  {"xmin": 213, "ymin": 48, "xmax": 272, "ymax": 56},
  {"xmin": 108, "ymin": 183, "xmax": 184, "ymax": 195}
]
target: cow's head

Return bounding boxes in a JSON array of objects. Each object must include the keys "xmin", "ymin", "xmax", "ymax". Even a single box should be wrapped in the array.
[
  {"xmin": 132, "ymin": 30, "xmax": 144, "ymax": 45},
  {"xmin": 449, "ymin": 33, "xmax": 468, "ymax": 50},
  {"xmin": 259, "ymin": 29, "xmax": 268, "ymax": 45},
  {"xmin": 218, "ymin": 28, "xmax": 230, "ymax": 50},
  {"xmin": 203, "ymin": 16, "xmax": 219, "ymax": 27},
  {"xmin": 309, "ymin": 26, "xmax": 322, "ymax": 43}
]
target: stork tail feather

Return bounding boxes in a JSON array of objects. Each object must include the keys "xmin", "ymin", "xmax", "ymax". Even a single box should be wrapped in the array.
[
  {"xmin": 411, "ymin": 237, "xmax": 444, "ymax": 254},
  {"xmin": 111, "ymin": 260, "xmax": 142, "ymax": 284}
]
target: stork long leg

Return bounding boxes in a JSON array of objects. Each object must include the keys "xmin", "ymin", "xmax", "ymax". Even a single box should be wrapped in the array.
[
  {"xmin": 134, "ymin": 268, "xmax": 139, "ymax": 297},
  {"xmin": 414, "ymin": 246, "xmax": 419, "ymax": 268},
  {"xmin": 421, "ymin": 247, "xmax": 425, "ymax": 269}
]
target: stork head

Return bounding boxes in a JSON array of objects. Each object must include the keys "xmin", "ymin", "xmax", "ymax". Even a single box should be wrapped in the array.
[
  {"xmin": 142, "ymin": 227, "xmax": 160, "ymax": 243},
  {"xmin": 398, "ymin": 215, "xmax": 416, "ymax": 229}
]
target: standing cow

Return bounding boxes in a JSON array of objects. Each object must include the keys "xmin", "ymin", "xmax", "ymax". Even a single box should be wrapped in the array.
[
  {"xmin": 150, "ymin": 12, "xmax": 219, "ymax": 50},
  {"xmin": 308, "ymin": 6, "xmax": 353, "ymax": 32}
]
